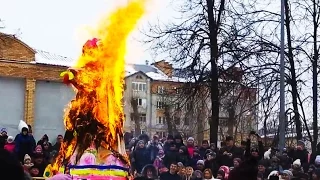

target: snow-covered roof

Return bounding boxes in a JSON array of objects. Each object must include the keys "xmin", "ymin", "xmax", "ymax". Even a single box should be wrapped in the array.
[
  {"xmin": 33, "ymin": 49, "xmax": 75, "ymax": 67},
  {"xmin": 32, "ymin": 49, "xmax": 186, "ymax": 82}
]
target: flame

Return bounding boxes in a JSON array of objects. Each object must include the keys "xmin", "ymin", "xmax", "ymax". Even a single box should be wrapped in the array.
[{"xmin": 52, "ymin": 0, "xmax": 146, "ymax": 173}]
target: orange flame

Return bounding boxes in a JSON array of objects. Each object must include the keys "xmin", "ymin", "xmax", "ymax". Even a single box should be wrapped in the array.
[{"xmin": 52, "ymin": 0, "xmax": 146, "ymax": 173}]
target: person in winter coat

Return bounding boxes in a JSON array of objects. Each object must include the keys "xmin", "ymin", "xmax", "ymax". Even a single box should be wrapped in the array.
[
  {"xmin": 199, "ymin": 140, "xmax": 210, "ymax": 158},
  {"xmin": 52, "ymin": 134, "xmax": 63, "ymax": 152},
  {"xmin": 132, "ymin": 140, "xmax": 152, "ymax": 174},
  {"xmin": 203, "ymin": 168, "xmax": 215, "ymax": 180},
  {"xmin": 177, "ymin": 146, "xmax": 191, "ymax": 166},
  {"xmin": 163, "ymin": 143, "xmax": 179, "ymax": 168},
  {"xmin": 218, "ymin": 136, "xmax": 243, "ymax": 167},
  {"xmin": 186, "ymin": 137, "xmax": 195, "ymax": 158},
  {"xmin": 0, "ymin": 148, "xmax": 26, "ymax": 180},
  {"xmin": 174, "ymin": 134, "xmax": 185, "ymax": 150},
  {"xmin": 0, "ymin": 128, "xmax": 8, "ymax": 149},
  {"xmin": 15, "ymin": 127, "xmax": 35, "ymax": 162},
  {"xmin": 244, "ymin": 133, "xmax": 264, "ymax": 161},
  {"xmin": 147, "ymin": 134, "xmax": 162, "ymax": 163},
  {"xmin": 37, "ymin": 134, "xmax": 52, "ymax": 148},
  {"xmin": 153, "ymin": 149, "xmax": 166, "ymax": 174},
  {"xmin": 288, "ymin": 140, "xmax": 309, "ymax": 172},
  {"xmin": 204, "ymin": 152, "xmax": 219, "ymax": 177},
  {"xmin": 190, "ymin": 149, "xmax": 202, "ymax": 169},
  {"xmin": 4, "ymin": 135, "xmax": 15, "ymax": 153},
  {"xmin": 163, "ymin": 135, "xmax": 174, "ymax": 152}
]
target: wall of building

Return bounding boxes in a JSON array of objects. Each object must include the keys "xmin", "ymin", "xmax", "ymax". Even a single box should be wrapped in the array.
[{"xmin": 0, "ymin": 33, "xmax": 69, "ymax": 140}]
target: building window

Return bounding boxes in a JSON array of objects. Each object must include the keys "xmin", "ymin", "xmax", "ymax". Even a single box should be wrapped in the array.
[
  {"xmin": 132, "ymin": 82, "xmax": 147, "ymax": 92},
  {"xmin": 140, "ymin": 113, "xmax": 146, "ymax": 122},
  {"xmin": 158, "ymin": 116, "xmax": 166, "ymax": 124},
  {"xmin": 156, "ymin": 131, "xmax": 166, "ymax": 138},
  {"xmin": 186, "ymin": 102, "xmax": 192, "ymax": 111},
  {"xmin": 220, "ymin": 117, "xmax": 228, "ymax": 126},
  {"xmin": 157, "ymin": 86, "xmax": 165, "ymax": 94},
  {"xmin": 137, "ymin": 98, "xmax": 147, "ymax": 107},
  {"xmin": 174, "ymin": 103, "xmax": 180, "ymax": 110},
  {"xmin": 157, "ymin": 101, "xmax": 165, "ymax": 109},
  {"xmin": 136, "ymin": 75, "xmax": 143, "ymax": 79}
]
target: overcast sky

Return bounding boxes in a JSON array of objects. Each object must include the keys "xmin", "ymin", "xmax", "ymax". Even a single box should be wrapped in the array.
[{"xmin": 0, "ymin": 0, "xmax": 173, "ymax": 64}]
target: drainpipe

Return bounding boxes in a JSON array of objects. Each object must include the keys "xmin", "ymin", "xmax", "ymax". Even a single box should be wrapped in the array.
[{"xmin": 148, "ymin": 78, "xmax": 153, "ymax": 136}]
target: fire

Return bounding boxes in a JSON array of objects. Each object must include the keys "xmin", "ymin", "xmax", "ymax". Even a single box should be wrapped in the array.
[{"xmin": 51, "ymin": 0, "xmax": 146, "ymax": 173}]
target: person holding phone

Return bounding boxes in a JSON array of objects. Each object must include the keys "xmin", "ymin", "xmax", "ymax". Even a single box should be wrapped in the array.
[
  {"xmin": 218, "ymin": 136, "xmax": 243, "ymax": 167},
  {"xmin": 244, "ymin": 131, "xmax": 264, "ymax": 161}
]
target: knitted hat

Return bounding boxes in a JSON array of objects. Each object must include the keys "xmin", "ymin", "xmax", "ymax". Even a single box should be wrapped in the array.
[
  {"xmin": 197, "ymin": 160, "xmax": 204, "ymax": 165},
  {"xmin": 315, "ymin": 155, "xmax": 320, "ymax": 165},
  {"xmin": 187, "ymin": 137, "xmax": 194, "ymax": 142},
  {"xmin": 7, "ymin": 136, "xmax": 14, "ymax": 143},
  {"xmin": 281, "ymin": 170, "xmax": 293, "ymax": 178},
  {"xmin": 293, "ymin": 159, "xmax": 301, "ymax": 166},
  {"xmin": 0, "ymin": 128, "xmax": 7, "ymax": 134},
  {"xmin": 24, "ymin": 154, "xmax": 31, "ymax": 161},
  {"xmin": 297, "ymin": 140, "xmax": 305, "ymax": 147}
]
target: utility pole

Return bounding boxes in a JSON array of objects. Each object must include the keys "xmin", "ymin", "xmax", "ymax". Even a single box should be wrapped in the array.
[{"xmin": 279, "ymin": 0, "xmax": 286, "ymax": 152}]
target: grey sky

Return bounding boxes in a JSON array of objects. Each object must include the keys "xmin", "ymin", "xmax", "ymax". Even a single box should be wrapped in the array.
[{"xmin": 0, "ymin": 0, "xmax": 172, "ymax": 64}]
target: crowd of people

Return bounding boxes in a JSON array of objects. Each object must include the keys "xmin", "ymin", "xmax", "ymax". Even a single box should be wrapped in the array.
[
  {"xmin": 0, "ymin": 126, "xmax": 63, "ymax": 179},
  {"xmin": 2, "ymin": 125, "xmax": 320, "ymax": 180},
  {"xmin": 127, "ymin": 132, "xmax": 320, "ymax": 180}
]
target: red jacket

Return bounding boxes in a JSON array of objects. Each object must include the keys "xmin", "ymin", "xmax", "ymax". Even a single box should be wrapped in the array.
[{"xmin": 4, "ymin": 143, "xmax": 15, "ymax": 153}]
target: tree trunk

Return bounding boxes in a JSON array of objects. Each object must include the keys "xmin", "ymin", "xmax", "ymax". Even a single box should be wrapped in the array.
[
  {"xmin": 164, "ymin": 105, "xmax": 175, "ymax": 135},
  {"xmin": 264, "ymin": 117, "xmax": 268, "ymax": 145},
  {"xmin": 284, "ymin": 0, "xmax": 302, "ymax": 140},
  {"xmin": 227, "ymin": 105, "xmax": 236, "ymax": 137},
  {"xmin": 130, "ymin": 98, "xmax": 141, "ymax": 137},
  {"xmin": 312, "ymin": 0, "xmax": 319, "ymax": 153},
  {"xmin": 197, "ymin": 102, "xmax": 206, "ymax": 142},
  {"xmin": 206, "ymin": 0, "xmax": 225, "ymax": 145}
]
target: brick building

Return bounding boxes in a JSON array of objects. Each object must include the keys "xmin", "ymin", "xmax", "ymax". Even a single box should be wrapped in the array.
[{"xmin": 0, "ymin": 33, "xmax": 74, "ymax": 140}]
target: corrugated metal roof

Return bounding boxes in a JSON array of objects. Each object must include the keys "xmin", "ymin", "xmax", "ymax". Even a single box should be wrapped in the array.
[{"xmin": 34, "ymin": 49, "xmax": 75, "ymax": 67}]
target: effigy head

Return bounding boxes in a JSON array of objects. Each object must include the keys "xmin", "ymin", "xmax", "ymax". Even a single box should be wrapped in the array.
[{"xmin": 82, "ymin": 38, "xmax": 99, "ymax": 55}]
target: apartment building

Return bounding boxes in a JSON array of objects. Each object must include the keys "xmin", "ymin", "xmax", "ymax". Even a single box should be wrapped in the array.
[
  {"xmin": 123, "ymin": 62, "xmax": 191, "ymax": 137},
  {"xmin": 123, "ymin": 60, "xmax": 258, "ymax": 143}
]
